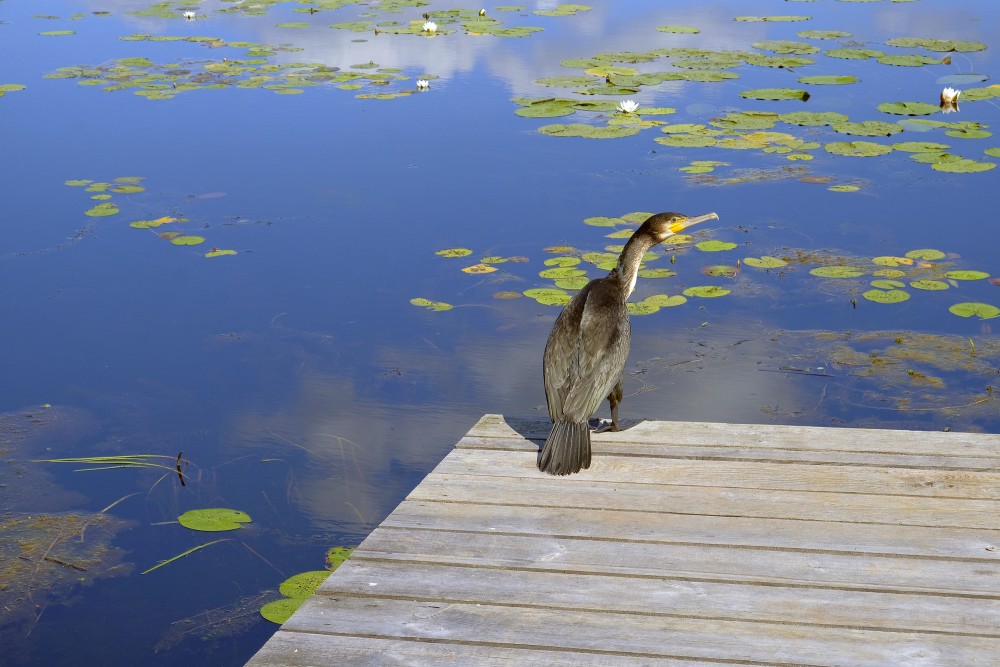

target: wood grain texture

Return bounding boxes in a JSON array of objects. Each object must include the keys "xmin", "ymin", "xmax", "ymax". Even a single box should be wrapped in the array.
[{"xmin": 245, "ymin": 415, "xmax": 1000, "ymax": 667}]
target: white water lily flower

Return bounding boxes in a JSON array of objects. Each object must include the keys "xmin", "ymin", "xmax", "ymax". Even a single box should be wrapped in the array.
[
  {"xmin": 423, "ymin": 21, "xmax": 437, "ymax": 33},
  {"xmin": 617, "ymin": 99, "xmax": 639, "ymax": 114},
  {"xmin": 479, "ymin": 8, "xmax": 486, "ymax": 16},
  {"xmin": 416, "ymin": 79, "xmax": 429, "ymax": 90},
  {"xmin": 940, "ymin": 87, "xmax": 960, "ymax": 112},
  {"xmin": 183, "ymin": 10, "xmax": 196, "ymax": 20}
]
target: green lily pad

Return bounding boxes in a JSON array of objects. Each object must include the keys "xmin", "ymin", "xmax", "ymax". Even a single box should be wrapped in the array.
[
  {"xmin": 523, "ymin": 288, "xmax": 571, "ymax": 305},
  {"xmin": 833, "ymin": 120, "xmax": 902, "ymax": 137},
  {"xmin": 945, "ymin": 271, "xmax": 990, "ymax": 281},
  {"xmin": 637, "ymin": 268, "xmax": 677, "ymax": 278},
  {"xmin": 260, "ymin": 598, "xmax": 303, "ymax": 624},
  {"xmin": 435, "ymin": 248, "xmax": 473, "ymax": 258},
  {"xmin": 828, "ymin": 184, "xmax": 860, "ymax": 192},
  {"xmin": 905, "ymin": 249, "xmax": 946, "ymax": 261},
  {"xmin": 627, "ymin": 301, "xmax": 659, "ymax": 315},
  {"xmin": 205, "ymin": 248, "xmax": 238, "ymax": 258},
  {"xmin": 863, "ymin": 289, "xmax": 911, "ymax": 304},
  {"xmin": 702, "ymin": 265, "xmax": 739, "ymax": 278},
  {"xmin": 744, "ymin": 256, "xmax": 787, "ymax": 269},
  {"xmin": 682, "ymin": 285, "xmax": 731, "ymax": 298},
  {"xmin": 948, "ymin": 302, "xmax": 1000, "ymax": 319},
  {"xmin": 644, "ymin": 294, "xmax": 687, "ymax": 307},
  {"xmin": 534, "ymin": 3, "xmax": 591, "ymax": 17},
  {"xmin": 538, "ymin": 123, "xmax": 641, "ymax": 139},
  {"xmin": 178, "ymin": 508, "xmax": 251, "ymax": 532},
  {"xmin": 539, "ymin": 267, "xmax": 586, "ymax": 279},
  {"xmin": 170, "ymin": 235, "xmax": 206, "ymax": 246},
  {"xmin": 885, "ymin": 37, "xmax": 986, "ymax": 53},
  {"xmin": 825, "ymin": 48, "xmax": 884, "ymax": 60},
  {"xmin": 798, "ymin": 75, "xmax": 858, "ymax": 85},
  {"xmin": 696, "ymin": 240, "xmax": 738, "ymax": 252},
  {"xmin": 39, "ymin": 30, "xmax": 76, "ymax": 36},
  {"xmin": 740, "ymin": 88, "xmax": 810, "ymax": 101},
  {"xmin": 824, "ymin": 141, "xmax": 893, "ymax": 157},
  {"xmin": 892, "ymin": 141, "xmax": 950, "ymax": 152},
  {"xmin": 752, "ymin": 40, "xmax": 819, "ymax": 55},
  {"xmin": 85, "ymin": 202, "xmax": 119, "ymax": 217},
  {"xmin": 877, "ymin": 54, "xmax": 944, "ymax": 67},
  {"xmin": 410, "ymin": 298, "xmax": 454, "ymax": 312},
  {"xmin": 325, "ymin": 546, "xmax": 354, "ymax": 571},
  {"xmin": 780, "ymin": 111, "xmax": 848, "ymax": 127},
  {"xmin": 870, "ymin": 279, "xmax": 906, "ymax": 290},
  {"xmin": 657, "ymin": 25, "xmax": 700, "ymax": 34},
  {"xmin": 810, "ymin": 266, "xmax": 866, "ymax": 278},
  {"xmin": 583, "ymin": 216, "xmax": 624, "ymax": 227},
  {"xmin": 734, "ymin": 16, "xmax": 811, "ymax": 23},
  {"xmin": 279, "ymin": 571, "xmax": 329, "ymax": 599},
  {"xmin": 797, "ymin": 30, "xmax": 851, "ymax": 39},
  {"xmin": 910, "ymin": 280, "xmax": 949, "ymax": 291},
  {"xmin": 544, "ymin": 257, "xmax": 581, "ymax": 267},
  {"xmin": 877, "ymin": 101, "xmax": 940, "ymax": 116},
  {"xmin": 931, "ymin": 159, "xmax": 996, "ymax": 173}
]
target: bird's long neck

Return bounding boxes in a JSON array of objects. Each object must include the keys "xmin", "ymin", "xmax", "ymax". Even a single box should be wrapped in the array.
[{"xmin": 607, "ymin": 232, "xmax": 658, "ymax": 300}]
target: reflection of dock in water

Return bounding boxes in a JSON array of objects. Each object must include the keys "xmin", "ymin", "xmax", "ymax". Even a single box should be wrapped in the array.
[{"xmin": 246, "ymin": 413, "xmax": 1000, "ymax": 666}]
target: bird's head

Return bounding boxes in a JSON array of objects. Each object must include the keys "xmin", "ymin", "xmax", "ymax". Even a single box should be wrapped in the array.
[{"xmin": 641, "ymin": 211, "xmax": 719, "ymax": 243}]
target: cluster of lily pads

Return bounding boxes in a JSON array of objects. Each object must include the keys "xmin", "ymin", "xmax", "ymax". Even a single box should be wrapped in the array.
[
  {"xmin": 0, "ymin": 83, "xmax": 27, "ymax": 98},
  {"xmin": 45, "ymin": 35, "xmax": 437, "ymax": 100},
  {"xmin": 516, "ymin": 28, "xmax": 999, "ymax": 175},
  {"xmin": 259, "ymin": 547, "xmax": 353, "ymax": 624},
  {"xmin": 415, "ymin": 212, "xmax": 997, "ymax": 321},
  {"xmin": 64, "ymin": 178, "xmax": 237, "ymax": 258}
]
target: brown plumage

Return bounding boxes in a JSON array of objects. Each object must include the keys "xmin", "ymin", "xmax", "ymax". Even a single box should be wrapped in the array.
[{"xmin": 540, "ymin": 211, "xmax": 719, "ymax": 475}]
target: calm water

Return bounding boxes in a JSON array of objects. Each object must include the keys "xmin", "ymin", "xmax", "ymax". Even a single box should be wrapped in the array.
[{"xmin": 2, "ymin": 0, "xmax": 998, "ymax": 664}]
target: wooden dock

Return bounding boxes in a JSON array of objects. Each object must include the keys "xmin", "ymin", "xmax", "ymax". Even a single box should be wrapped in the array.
[{"xmin": 245, "ymin": 414, "xmax": 1000, "ymax": 666}]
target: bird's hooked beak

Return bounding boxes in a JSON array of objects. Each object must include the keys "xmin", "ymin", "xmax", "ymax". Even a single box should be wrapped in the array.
[{"xmin": 668, "ymin": 211, "xmax": 719, "ymax": 235}]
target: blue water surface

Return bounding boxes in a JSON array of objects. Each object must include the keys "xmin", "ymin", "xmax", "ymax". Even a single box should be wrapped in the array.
[{"xmin": 1, "ymin": 0, "xmax": 998, "ymax": 664}]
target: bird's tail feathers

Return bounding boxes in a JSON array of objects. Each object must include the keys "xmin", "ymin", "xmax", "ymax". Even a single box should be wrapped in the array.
[{"xmin": 538, "ymin": 421, "xmax": 591, "ymax": 476}]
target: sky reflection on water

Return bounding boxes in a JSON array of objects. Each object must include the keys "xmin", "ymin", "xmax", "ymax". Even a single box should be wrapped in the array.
[{"xmin": 1, "ymin": 0, "xmax": 999, "ymax": 664}]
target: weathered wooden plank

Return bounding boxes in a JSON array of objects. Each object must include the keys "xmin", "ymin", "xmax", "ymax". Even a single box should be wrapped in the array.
[
  {"xmin": 455, "ymin": 434, "xmax": 1000, "ymax": 469},
  {"xmin": 280, "ymin": 595, "xmax": 1000, "ymax": 667},
  {"xmin": 466, "ymin": 414, "xmax": 1000, "ymax": 458},
  {"xmin": 317, "ymin": 559, "xmax": 1000, "ymax": 635},
  {"xmin": 353, "ymin": 526, "xmax": 1000, "ymax": 597},
  {"xmin": 433, "ymin": 448, "xmax": 1000, "ymax": 500},
  {"xmin": 408, "ymin": 473, "xmax": 1000, "ymax": 529},
  {"xmin": 246, "ymin": 631, "xmax": 760, "ymax": 667},
  {"xmin": 383, "ymin": 500, "xmax": 1000, "ymax": 561}
]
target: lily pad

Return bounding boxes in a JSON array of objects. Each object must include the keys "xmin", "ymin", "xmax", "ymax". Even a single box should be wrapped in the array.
[
  {"xmin": 279, "ymin": 571, "xmax": 329, "ymax": 599},
  {"xmin": 824, "ymin": 141, "xmax": 893, "ymax": 157},
  {"xmin": 627, "ymin": 302, "xmax": 659, "ymax": 315},
  {"xmin": 410, "ymin": 298, "xmax": 453, "ymax": 312},
  {"xmin": 931, "ymin": 159, "xmax": 996, "ymax": 173},
  {"xmin": 948, "ymin": 302, "xmax": 1000, "ymax": 319},
  {"xmin": 744, "ymin": 256, "xmax": 787, "ymax": 269},
  {"xmin": 810, "ymin": 266, "xmax": 866, "ymax": 278},
  {"xmin": 702, "ymin": 265, "xmax": 739, "ymax": 278},
  {"xmin": 637, "ymin": 268, "xmax": 677, "ymax": 278},
  {"xmin": 885, "ymin": 37, "xmax": 986, "ymax": 53},
  {"xmin": 644, "ymin": 294, "xmax": 687, "ymax": 307},
  {"xmin": 523, "ymin": 288, "xmax": 571, "ymax": 306},
  {"xmin": 877, "ymin": 54, "xmax": 944, "ymax": 67},
  {"xmin": 877, "ymin": 101, "xmax": 940, "ymax": 116},
  {"xmin": 170, "ymin": 235, "xmax": 206, "ymax": 246},
  {"xmin": 828, "ymin": 184, "xmax": 860, "ymax": 192},
  {"xmin": 260, "ymin": 598, "xmax": 303, "ymax": 624},
  {"xmin": 798, "ymin": 75, "xmax": 857, "ymax": 85},
  {"xmin": 696, "ymin": 240, "xmax": 738, "ymax": 252},
  {"xmin": 863, "ymin": 289, "xmax": 910, "ymax": 304},
  {"xmin": 910, "ymin": 280, "xmax": 949, "ymax": 291},
  {"xmin": 436, "ymin": 248, "xmax": 473, "ymax": 258},
  {"xmin": 740, "ymin": 88, "xmax": 810, "ymax": 101},
  {"xmin": 657, "ymin": 25, "xmax": 700, "ymax": 34},
  {"xmin": 538, "ymin": 123, "xmax": 641, "ymax": 139},
  {"xmin": 205, "ymin": 248, "xmax": 238, "ymax": 258},
  {"xmin": 84, "ymin": 202, "xmax": 119, "ymax": 217},
  {"xmin": 780, "ymin": 111, "xmax": 848, "ymax": 126},
  {"xmin": 892, "ymin": 141, "xmax": 950, "ymax": 152},
  {"xmin": 905, "ymin": 249, "xmax": 946, "ymax": 261},
  {"xmin": 833, "ymin": 120, "xmax": 902, "ymax": 137},
  {"xmin": 178, "ymin": 508, "xmax": 251, "ymax": 532},
  {"xmin": 682, "ymin": 285, "xmax": 731, "ymax": 298},
  {"xmin": 945, "ymin": 271, "xmax": 990, "ymax": 281}
]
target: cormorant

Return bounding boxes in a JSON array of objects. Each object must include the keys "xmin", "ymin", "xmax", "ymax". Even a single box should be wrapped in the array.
[{"xmin": 539, "ymin": 211, "xmax": 719, "ymax": 475}]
